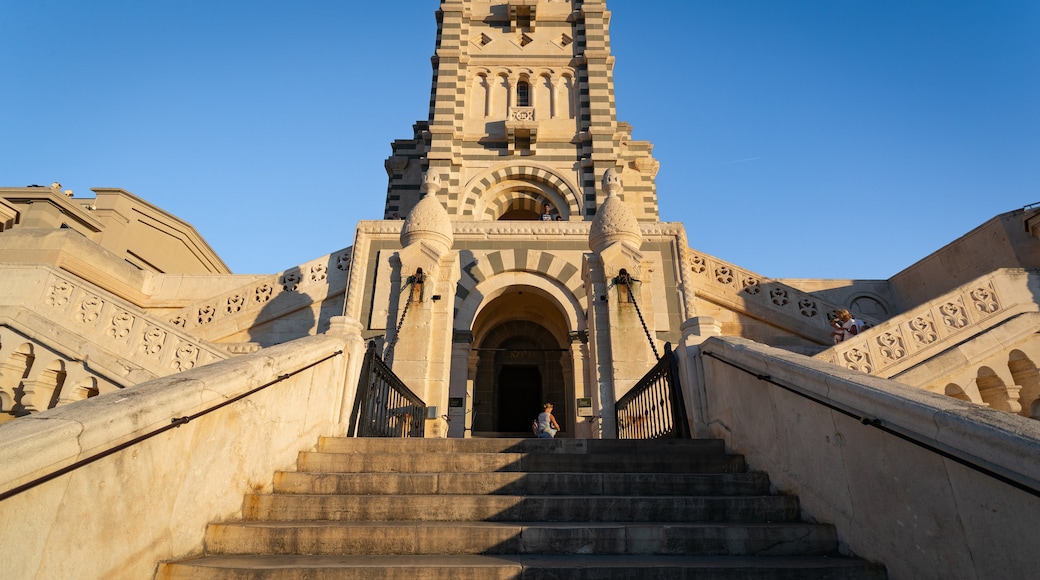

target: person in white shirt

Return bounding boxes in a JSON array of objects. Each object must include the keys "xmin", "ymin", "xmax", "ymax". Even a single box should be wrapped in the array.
[
  {"xmin": 534, "ymin": 403, "xmax": 561, "ymax": 438},
  {"xmin": 830, "ymin": 308, "xmax": 863, "ymax": 343}
]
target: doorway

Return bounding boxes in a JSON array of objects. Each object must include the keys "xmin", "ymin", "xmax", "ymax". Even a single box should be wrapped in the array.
[{"xmin": 497, "ymin": 365, "xmax": 542, "ymax": 433}]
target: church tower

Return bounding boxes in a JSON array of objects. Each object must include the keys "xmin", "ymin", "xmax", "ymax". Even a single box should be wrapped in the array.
[
  {"xmin": 348, "ymin": 0, "xmax": 689, "ymax": 439},
  {"xmin": 383, "ymin": 0, "xmax": 660, "ymax": 222}
]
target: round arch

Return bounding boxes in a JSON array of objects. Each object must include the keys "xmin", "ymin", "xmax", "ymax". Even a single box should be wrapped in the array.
[
  {"xmin": 461, "ymin": 163, "xmax": 582, "ymax": 220},
  {"xmin": 455, "ymin": 270, "xmax": 585, "ymax": 336}
]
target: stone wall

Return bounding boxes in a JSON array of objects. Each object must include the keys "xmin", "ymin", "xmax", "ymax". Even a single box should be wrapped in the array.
[
  {"xmin": 888, "ymin": 208, "xmax": 1040, "ymax": 312},
  {"xmin": 0, "ymin": 333, "xmax": 353, "ymax": 580},
  {"xmin": 692, "ymin": 335, "xmax": 1040, "ymax": 580}
]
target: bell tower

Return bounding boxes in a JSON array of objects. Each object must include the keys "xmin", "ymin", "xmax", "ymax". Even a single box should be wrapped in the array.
[{"xmin": 383, "ymin": 0, "xmax": 660, "ymax": 223}]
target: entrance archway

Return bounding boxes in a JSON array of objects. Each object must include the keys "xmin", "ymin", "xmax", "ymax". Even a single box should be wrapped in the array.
[{"xmin": 469, "ymin": 290, "xmax": 571, "ymax": 436}]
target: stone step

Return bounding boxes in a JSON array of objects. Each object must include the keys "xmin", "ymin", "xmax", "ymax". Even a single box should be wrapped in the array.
[
  {"xmin": 295, "ymin": 451, "xmax": 746, "ymax": 474},
  {"xmin": 241, "ymin": 494, "xmax": 801, "ymax": 523},
  {"xmin": 203, "ymin": 521, "xmax": 840, "ymax": 557},
  {"xmin": 157, "ymin": 554, "xmax": 887, "ymax": 580},
  {"xmin": 317, "ymin": 436, "xmax": 727, "ymax": 456},
  {"xmin": 273, "ymin": 470, "xmax": 772, "ymax": 496}
]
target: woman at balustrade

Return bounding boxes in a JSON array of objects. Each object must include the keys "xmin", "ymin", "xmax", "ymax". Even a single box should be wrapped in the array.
[{"xmin": 830, "ymin": 308, "xmax": 863, "ymax": 344}]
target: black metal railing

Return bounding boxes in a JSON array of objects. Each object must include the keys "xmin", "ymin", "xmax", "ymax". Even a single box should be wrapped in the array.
[
  {"xmin": 348, "ymin": 341, "xmax": 426, "ymax": 437},
  {"xmin": 615, "ymin": 342, "xmax": 691, "ymax": 439}
]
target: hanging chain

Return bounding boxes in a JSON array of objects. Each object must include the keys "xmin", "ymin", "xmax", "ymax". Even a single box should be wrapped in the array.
[
  {"xmin": 384, "ymin": 268, "xmax": 424, "ymax": 362},
  {"xmin": 618, "ymin": 272, "xmax": 660, "ymax": 361},
  {"xmin": 383, "ymin": 295, "xmax": 411, "ymax": 362}
]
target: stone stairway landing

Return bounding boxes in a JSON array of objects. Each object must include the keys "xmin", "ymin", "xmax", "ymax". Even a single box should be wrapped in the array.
[{"xmin": 156, "ymin": 437, "xmax": 886, "ymax": 579}]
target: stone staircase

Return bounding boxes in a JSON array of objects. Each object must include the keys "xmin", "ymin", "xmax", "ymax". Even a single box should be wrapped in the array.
[{"xmin": 157, "ymin": 438, "xmax": 886, "ymax": 579}]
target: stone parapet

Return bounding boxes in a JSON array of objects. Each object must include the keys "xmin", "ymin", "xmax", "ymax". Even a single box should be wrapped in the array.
[
  {"xmin": 816, "ymin": 269, "xmax": 1040, "ymax": 378},
  {"xmin": 0, "ymin": 265, "xmax": 228, "ymax": 419},
  {"xmin": 0, "ymin": 334, "xmax": 349, "ymax": 580},
  {"xmin": 162, "ymin": 248, "xmax": 353, "ymax": 343},
  {"xmin": 685, "ymin": 248, "xmax": 878, "ymax": 344},
  {"xmin": 697, "ymin": 335, "xmax": 1040, "ymax": 579}
]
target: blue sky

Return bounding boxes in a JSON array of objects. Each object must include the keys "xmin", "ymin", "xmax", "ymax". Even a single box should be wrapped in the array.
[{"xmin": 3, "ymin": 1, "xmax": 1038, "ymax": 279}]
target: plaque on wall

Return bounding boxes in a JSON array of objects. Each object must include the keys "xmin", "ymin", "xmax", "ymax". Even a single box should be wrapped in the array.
[{"xmin": 576, "ymin": 397, "xmax": 593, "ymax": 417}]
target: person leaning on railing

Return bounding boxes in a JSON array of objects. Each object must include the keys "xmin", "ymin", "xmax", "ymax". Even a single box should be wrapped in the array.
[{"xmin": 830, "ymin": 308, "xmax": 864, "ymax": 344}]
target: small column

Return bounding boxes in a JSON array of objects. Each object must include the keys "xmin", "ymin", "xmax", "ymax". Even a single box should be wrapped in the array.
[
  {"xmin": 447, "ymin": 330, "xmax": 473, "ymax": 438},
  {"xmin": 568, "ymin": 330, "xmax": 598, "ymax": 438}
]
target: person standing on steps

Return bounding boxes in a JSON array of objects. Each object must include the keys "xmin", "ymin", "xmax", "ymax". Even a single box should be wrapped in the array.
[{"xmin": 535, "ymin": 402, "xmax": 560, "ymax": 438}]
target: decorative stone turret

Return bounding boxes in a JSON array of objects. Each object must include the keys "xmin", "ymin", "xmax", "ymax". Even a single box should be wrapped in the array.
[
  {"xmin": 388, "ymin": 170, "xmax": 459, "ymax": 436},
  {"xmin": 589, "ymin": 168, "xmax": 642, "ymax": 254},
  {"xmin": 400, "ymin": 172, "xmax": 453, "ymax": 253}
]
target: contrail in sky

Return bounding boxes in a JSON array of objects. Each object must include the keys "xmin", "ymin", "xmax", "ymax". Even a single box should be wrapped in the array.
[{"xmin": 720, "ymin": 157, "xmax": 761, "ymax": 165}]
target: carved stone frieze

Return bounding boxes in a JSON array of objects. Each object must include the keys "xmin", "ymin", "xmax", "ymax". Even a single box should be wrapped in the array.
[{"xmin": 820, "ymin": 271, "xmax": 1033, "ymax": 381}]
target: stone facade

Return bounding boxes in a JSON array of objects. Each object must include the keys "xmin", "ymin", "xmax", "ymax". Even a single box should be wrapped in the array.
[{"xmin": 3, "ymin": 0, "xmax": 1040, "ymax": 432}]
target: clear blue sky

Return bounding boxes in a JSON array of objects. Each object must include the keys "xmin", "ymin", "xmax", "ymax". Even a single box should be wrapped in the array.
[{"xmin": 3, "ymin": 1, "xmax": 1038, "ymax": 279}]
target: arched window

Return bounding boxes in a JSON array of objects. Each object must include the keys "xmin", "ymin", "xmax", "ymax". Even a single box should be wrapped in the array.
[
  {"xmin": 471, "ymin": 74, "xmax": 490, "ymax": 119},
  {"xmin": 516, "ymin": 80, "xmax": 531, "ymax": 107}
]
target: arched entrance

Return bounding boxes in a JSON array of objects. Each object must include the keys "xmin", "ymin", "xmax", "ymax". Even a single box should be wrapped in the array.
[{"xmin": 469, "ymin": 291, "xmax": 571, "ymax": 437}]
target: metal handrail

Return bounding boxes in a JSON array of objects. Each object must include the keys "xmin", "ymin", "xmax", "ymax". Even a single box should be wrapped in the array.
[
  {"xmin": 702, "ymin": 349, "xmax": 1040, "ymax": 499},
  {"xmin": 615, "ymin": 342, "xmax": 691, "ymax": 439},
  {"xmin": 348, "ymin": 342, "xmax": 426, "ymax": 437},
  {"xmin": 0, "ymin": 350, "xmax": 344, "ymax": 503}
]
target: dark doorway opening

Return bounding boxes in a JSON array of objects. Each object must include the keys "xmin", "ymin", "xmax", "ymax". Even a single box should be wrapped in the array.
[{"xmin": 497, "ymin": 365, "xmax": 542, "ymax": 433}]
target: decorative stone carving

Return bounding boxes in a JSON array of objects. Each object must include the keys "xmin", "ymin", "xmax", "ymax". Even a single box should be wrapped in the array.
[
  {"xmin": 715, "ymin": 266, "xmax": 733, "ymax": 285},
  {"xmin": 877, "ymin": 333, "xmax": 906, "ymax": 362},
  {"xmin": 142, "ymin": 327, "xmax": 165, "ymax": 357},
  {"xmin": 742, "ymin": 277, "xmax": 761, "ymax": 295},
  {"xmin": 798, "ymin": 299, "xmax": 818, "ymax": 318},
  {"xmin": 841, "ymin": 348, "xmax": 873, "ymax": 374},
  {"xmin": 971, "ymin": 286, "xmax": 999, "ymax": 313},
  {"xmin": 401, "ymin": 172, "xmax": 453, "ymax": 253},
  {"xmin": 78, "ymin": 295, "xmax": 103, "ymax": 324},
  {"xmin": 172, "ymin": 343, "xmax": 198, "ymax": 371},
  {"xmin": 589, "ymin": 168, "xmax": 641, "ymax": 253},
  {"xmin": 47, "ymin": 280, "xmax": 73, "ymax": 308},
  {"xmin": 197, "ymin": 305, "xmax": 216, "ymax": 326},
  {"xmin": 770, "ymin": 288, "xmax": 789, "ymax": 307},
  {"xmin": 281, "ymin": 272, "xmax": 301, "ymax": 292},
  {"xmin": 940, "ymin": 301, "xmax": 969, "ymax": 329},
  {"xmin": 336, "ymin": 251, "xmax": 352, "ymax": 271},
  {"xmin": 227, "ymin": 294, "xmax": 246, "ymax": 314},
  {"xmin": 310, "ymin": 263, "xmax": 328, "ymax": 283},
  {"xmin": 909, "ymin": 316, "xmax": 938, "ymax": 346},
  {"xmin": 255, "ymin": 284, "xmax": 274, "ymax": 304},
  {"xmin": 108, "ymin": 311, "xmax": 134, "ymax": 340}
]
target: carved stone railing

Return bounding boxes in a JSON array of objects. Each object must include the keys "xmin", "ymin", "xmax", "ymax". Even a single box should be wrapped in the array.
[
  {"xmin": 164, "ymin": 248, "xmax": 353, "ymax": 343},
  {"xmin": 815, "ymin": 269, "xmax": 1040, "ymax": 378},
  {"xmin": 0, "ymin": 265, "xmax": 229, "ymax": 417},
  {"xmin": 685, "ymin": 249, "xmax": 878, "ymax": 344}
]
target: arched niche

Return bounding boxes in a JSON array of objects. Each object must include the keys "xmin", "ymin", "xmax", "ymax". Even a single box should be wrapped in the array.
[{"xmin": 461, "ymin": 163, "xmax": 581, "ymax": 220}]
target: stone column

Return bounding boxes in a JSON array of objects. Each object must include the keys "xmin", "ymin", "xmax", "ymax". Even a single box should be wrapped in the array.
[
  {"xmin": 327, "ymin": 314, "xmax": 367, "ymax": 435},
  {"xmin": 677, "ymin": 316, "xmax": 722, "ymax": 437},
  {"xmin": 568, "ymin": 330, "xmax": 597, "ymax": 438},
  {"xmin": 447, "ymin": 330, "xmax": 473, "ymax": 438}
]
